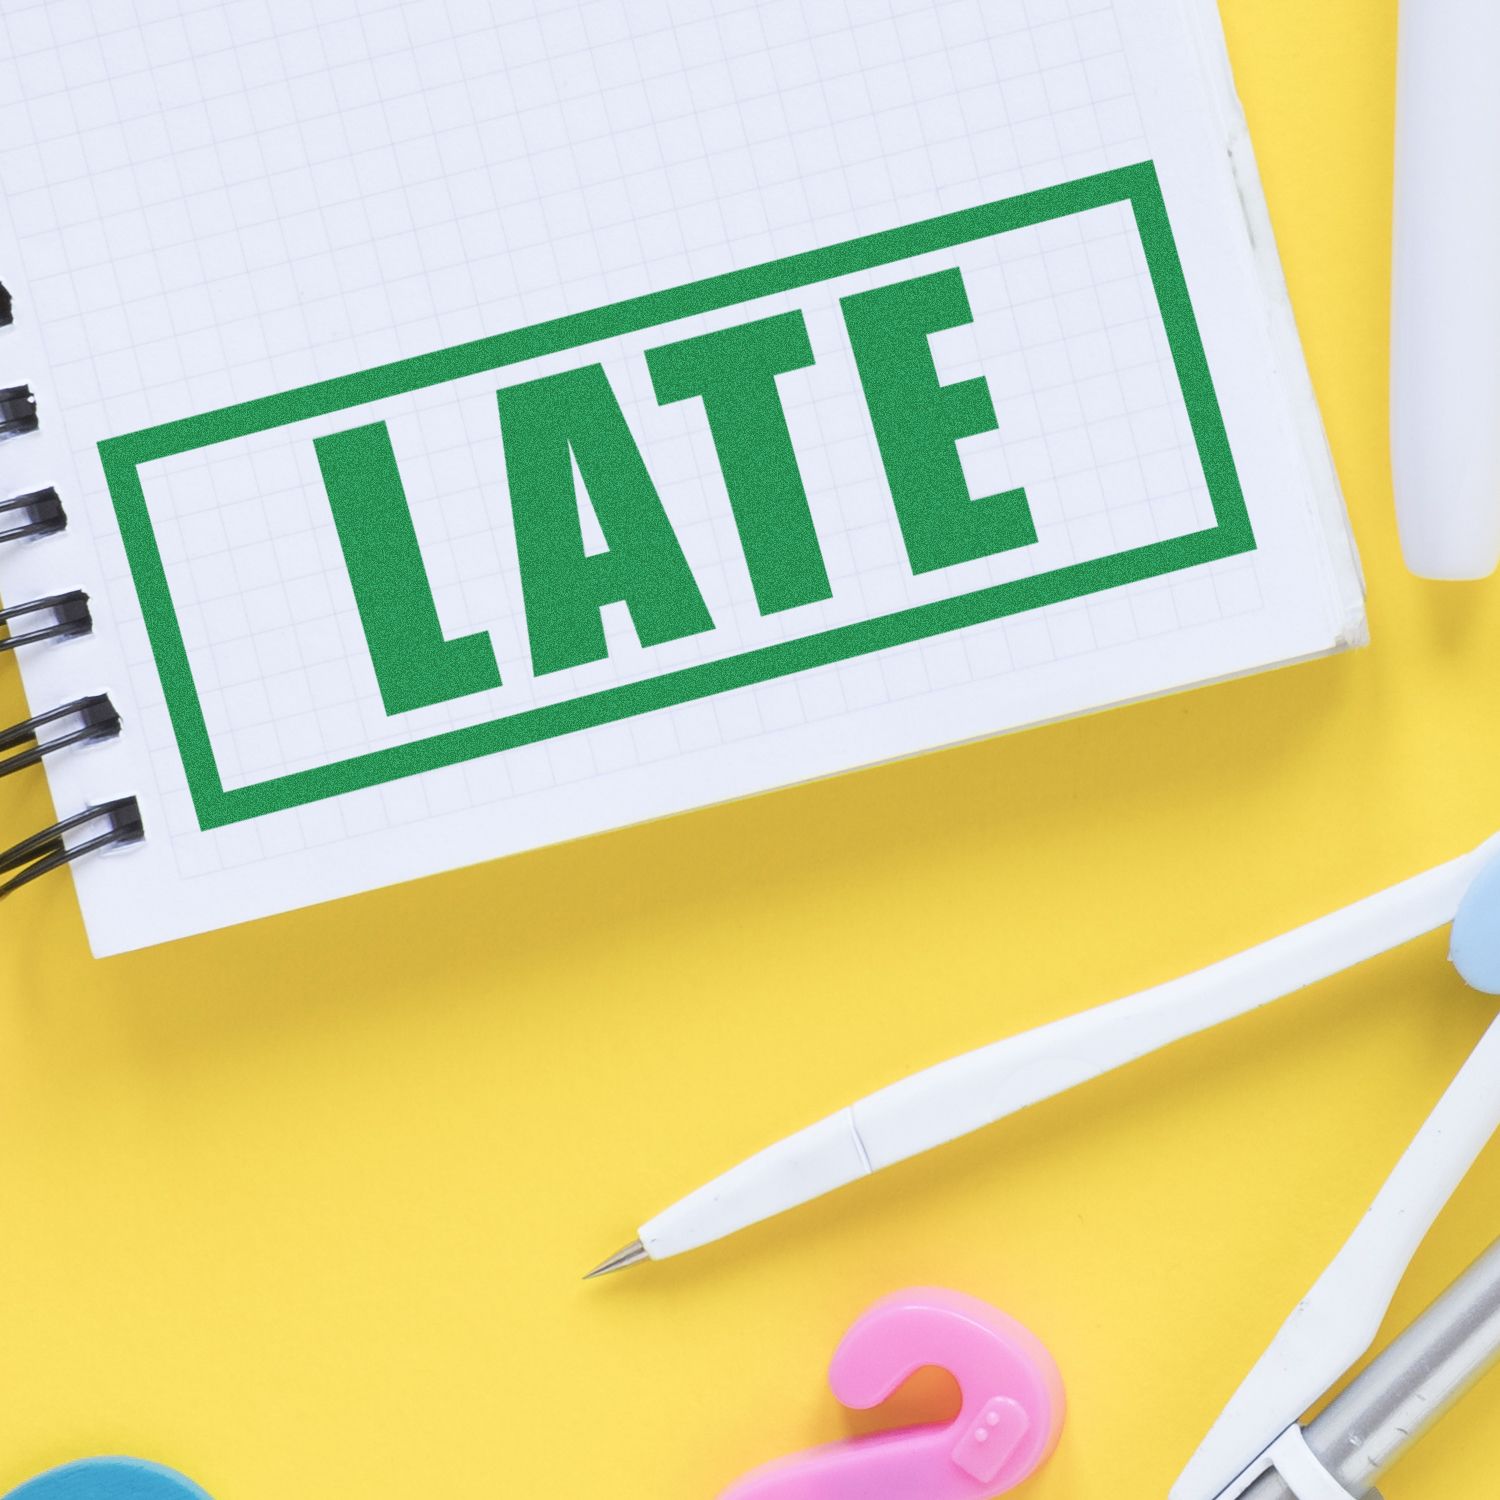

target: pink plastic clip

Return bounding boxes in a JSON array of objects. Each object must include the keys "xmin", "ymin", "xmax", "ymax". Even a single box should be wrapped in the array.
[{"xmin": 720, "ymin": 1287, "xmax": 1065, "ymax": 1500}]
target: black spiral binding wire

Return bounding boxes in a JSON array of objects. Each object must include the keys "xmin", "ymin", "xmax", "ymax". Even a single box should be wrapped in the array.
[
  {"xmin": 0, "ymin": 695, "xmax": 121, "ymax": 778},
  {"xmin": 0, "ymin": 384, "xmax": 38, "ymax": 439},
  {"xmin": 1, "ymin": 486, "xmax": 66, "ymax": 543},
  {"xmin": 0, "ymin": 319, "xmax": 144, "ymax": 899},
  {"xmin": 0, "ymin": 797, "xmax": 143, "ymax": 898}
]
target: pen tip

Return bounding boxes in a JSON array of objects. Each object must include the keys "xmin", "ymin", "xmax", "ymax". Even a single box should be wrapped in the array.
[{"xmin": 584, "ymin": 1240, "xmax": 649, "ymax": 1280}]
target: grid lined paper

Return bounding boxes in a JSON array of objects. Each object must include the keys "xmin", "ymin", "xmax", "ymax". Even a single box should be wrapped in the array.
[{"xmin": 0, "ymin": 0, "xmax": 1360, "ymax": 952}]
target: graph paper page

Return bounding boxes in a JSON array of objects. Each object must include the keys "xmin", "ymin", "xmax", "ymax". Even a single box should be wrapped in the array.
[{"xmin": 0, "ymin": 0, "xmax": 1362, "ymax": 954}]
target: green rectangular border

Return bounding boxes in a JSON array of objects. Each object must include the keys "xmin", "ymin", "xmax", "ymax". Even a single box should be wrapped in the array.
[{"xmin": 98, "ymin": 159, "xmax": 1254, "ymax": 830}]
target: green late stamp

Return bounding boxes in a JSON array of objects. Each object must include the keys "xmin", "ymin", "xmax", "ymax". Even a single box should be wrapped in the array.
[{"xmin": 98, "ymin": 160, "xmax": 1254, "ymax": 831}]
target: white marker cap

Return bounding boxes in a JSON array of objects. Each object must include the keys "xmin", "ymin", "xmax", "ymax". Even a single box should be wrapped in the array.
[{"xmin": 1391, "ymin": 0, "xmax": 1500, "ymax": 580}]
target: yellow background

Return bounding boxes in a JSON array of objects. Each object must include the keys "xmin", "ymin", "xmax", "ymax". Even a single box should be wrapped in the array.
[{"xmin": 2, "ymin": 2, "xmax": 1496, "ymax": 1495}]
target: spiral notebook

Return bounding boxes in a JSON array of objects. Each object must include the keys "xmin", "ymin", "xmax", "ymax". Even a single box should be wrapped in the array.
[{"xmin": 0, "ymin": 0, "xmax": 1363, "ymax": 956}]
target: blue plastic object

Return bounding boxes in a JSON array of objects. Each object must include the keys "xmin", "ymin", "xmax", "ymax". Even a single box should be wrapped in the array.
[
  {"xmin": 1451, "ymin": 845, "xmax": 1500, "ymax": 994},
  {"xmin": 4, "ymin": 1460, "xmax": 211, "ymax": 1500}
]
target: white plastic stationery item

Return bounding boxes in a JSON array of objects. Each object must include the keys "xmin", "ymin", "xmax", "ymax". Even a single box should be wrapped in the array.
[
  {"xmin": 1173, "ymin": 1015, "xmax": 1500, "ymax": 1499},
  {"xmin": 1391, "ymin": 0, "xmax": 1500, "ymax": 579},
  {"xmin": 1257, "ymin": 1430, "xmax": 1359, "ymax": 1500},
  {"xmin": 1173, "ymin": 846, "xmax": 1500, "ymax": 1500},
  {"xmin": 625, "ymin": 833, "xmax": 1500, "ymax": 1264},
  {"xmin": 598, "ymin": 836, "xmax": 1500, "ymax": 1495}
]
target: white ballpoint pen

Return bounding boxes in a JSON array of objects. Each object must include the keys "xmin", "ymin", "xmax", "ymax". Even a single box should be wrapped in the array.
[{"xmin": 587, "ymin": 831, "xmax": 1500, "ymax": 1278}]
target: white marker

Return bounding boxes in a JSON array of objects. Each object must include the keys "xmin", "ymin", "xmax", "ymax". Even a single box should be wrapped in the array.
[{"xmin": 1391, "ymin": 0, "xmax": 1500, "ymax": 579}]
